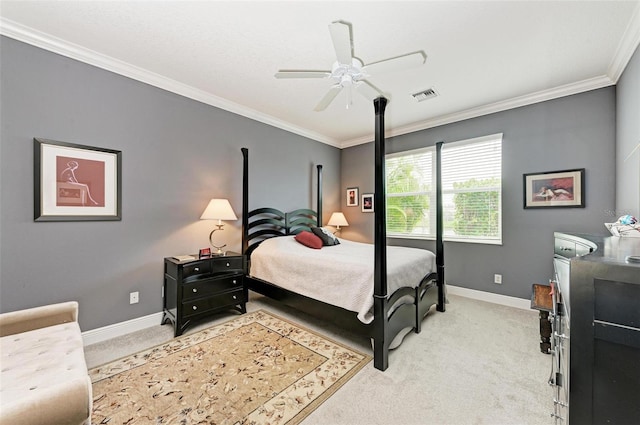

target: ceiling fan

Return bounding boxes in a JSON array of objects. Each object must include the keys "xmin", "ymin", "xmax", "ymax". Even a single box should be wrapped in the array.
[{"xmin": 275, "ymin": 20, "xmax": 426, "ymax": 111}]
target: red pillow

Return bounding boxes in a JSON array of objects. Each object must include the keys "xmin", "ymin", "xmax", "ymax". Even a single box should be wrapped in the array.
[{"xmin": 294, "ymin": 231, "xmax": 323, "ymax": 249}]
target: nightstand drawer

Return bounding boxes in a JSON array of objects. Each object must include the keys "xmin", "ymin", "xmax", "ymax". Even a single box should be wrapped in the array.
[
  {"xmin": 210, "ymin": 257, "xmax": 243, "ymax": 273},
  {"xmin": 182, "ymin": 274, "xmax": 243, "ymax": 301},
  {"xmin": 182, "ymin": 262, "xmax": 211, "ymax": 279},
  {"xmin": 183, "ymin": 289, "xmax": 246, "ymax": 317}
]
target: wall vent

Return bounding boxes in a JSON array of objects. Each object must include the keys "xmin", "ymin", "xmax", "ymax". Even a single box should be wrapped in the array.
[{"xmin": 412, "ymin": 88, "xmax": 438, "ymax": 102}]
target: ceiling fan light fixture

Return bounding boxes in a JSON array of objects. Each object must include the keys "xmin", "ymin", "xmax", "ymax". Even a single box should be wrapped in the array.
[
  {"xmin": 331, "ymin": 58, "xmax": 364, "ymax": 86},
  {"xmin": 340, "ymin": 74, "xmax": 353, "ymax": 86}
]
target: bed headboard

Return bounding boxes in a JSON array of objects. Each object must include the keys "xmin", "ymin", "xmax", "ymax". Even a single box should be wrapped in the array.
[
  {"xmin": 244, "ymin": 207, "xmax": 318, "ymax": 255},
  {"xmin": 241, "ymin": 147, "xmax": 323, "ymax": 257}
]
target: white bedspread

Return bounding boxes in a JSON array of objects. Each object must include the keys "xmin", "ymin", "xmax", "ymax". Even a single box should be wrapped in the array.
[{"xmin": 250, "ymin": 236, "xmax": 436, "ymax": 324}]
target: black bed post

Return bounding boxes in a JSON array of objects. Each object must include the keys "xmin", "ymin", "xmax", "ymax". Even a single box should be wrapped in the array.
[
  {"xmin": 373, "ymin": 96, "xmax": 389, "ymax": 371},
  {"xmin": 241, "ymin": 148, "xmax": 249, "ymax": 259},
  {"xmin": 435, "ymin": 142, "xmax": 446, "ymax": 312},
  {"xmin": 316, "ymin": 164, "xmax": 323, "ymax": 226}
]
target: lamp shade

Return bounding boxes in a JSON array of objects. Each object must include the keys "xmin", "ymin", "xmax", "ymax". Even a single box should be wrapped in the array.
[
  {"xmin": 200, "ymin": 199, "xmax": 238, "ymax": 221},
  {"xmin": 328, "ymin": 212, "xmax": 349, "ymax": 227}
]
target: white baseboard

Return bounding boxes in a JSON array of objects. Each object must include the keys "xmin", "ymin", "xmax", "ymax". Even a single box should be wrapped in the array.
[
  {"xmin": 446, "ymin": 285, "xmax": 531, "ymax": 310},
  {"xmin": 81, "ymin": 311, "xmax": 163, "ymax": 346},
  {"xmin": 81, "ymin": 286, "xmax": 529, "ymax": 346}
]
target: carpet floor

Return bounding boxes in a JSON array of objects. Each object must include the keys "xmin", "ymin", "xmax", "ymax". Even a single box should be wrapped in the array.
[{"xmin": 85, "ymin": 294, "xmax": 552, "ymax": 425}]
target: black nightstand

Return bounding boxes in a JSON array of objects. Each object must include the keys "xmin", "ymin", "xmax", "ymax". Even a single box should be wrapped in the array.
[{"xmin": 161, "ymin": 252, "xmax": 246, "ymax": 337}]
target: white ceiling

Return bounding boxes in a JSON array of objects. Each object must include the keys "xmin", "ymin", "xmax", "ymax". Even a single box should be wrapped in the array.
[{"xmin": 2, "ymin": 1, "xmax": 639, "ymax": 148}]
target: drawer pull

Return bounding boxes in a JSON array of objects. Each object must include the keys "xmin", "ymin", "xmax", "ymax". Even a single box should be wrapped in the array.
[
  {"xmin": 194, "ymin": 267, "xmax": 200, "ymax": 272},
  {"xmin": 192, "ymin": 306, "xmax": 197, "ymax": 310},
  {"xmin": 233, "ymin": 279, "xmax": 237, "ymax": 284},
  {"xmin": 559, "ymin": 247, "xmax": 572, "ymax": 252},
  {"xmin": 232, "ymin": 295, "xmax": 237, "ymax": 300},
  {"xmin": 226, "ymin": 262, "xmax": 230, "ymax": 267},
  {"xmin": 192, "ymin": 288, "xmax": 197, "ymax": 293}
]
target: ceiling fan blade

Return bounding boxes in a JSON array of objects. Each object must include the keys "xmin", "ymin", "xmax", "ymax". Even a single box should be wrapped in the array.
[
  {"xmin": 314, "ymin": 85, "xmax": 343, "ymax": 111},
  {"xmin": 356, "ymin": 79, "xmax": 385, "ymax": 101},
  {"xmin": 275, "ymin": 70, "xmax": 331, "ymax": 79},
  {"xmin": 362, "ymin": 51, "xmax": 426, "ymax": 75},
  {"xmin": 329, "ymin": 21, "xmax": 353, "ymax": 65}
]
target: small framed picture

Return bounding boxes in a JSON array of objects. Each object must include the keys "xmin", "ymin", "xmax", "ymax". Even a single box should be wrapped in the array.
[
  {"xmin": 199, "ymin": 247, "xmax": 211, "ymax": 259},
  {"xmin": 346, "ymin": 187, "xmax": 359, "ymax": 207},
  {"xmin": 523, "ymin": 168, "xmax": 585, "ymax": 209},
  {"xmin": 362, "ymin": 193, "xmax": 374, "ymax": 212}
]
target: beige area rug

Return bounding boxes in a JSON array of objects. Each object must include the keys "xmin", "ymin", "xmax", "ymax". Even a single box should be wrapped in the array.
[{"xmin": 89, "ymin": 310, "xmax": 371, "ymax": 424}]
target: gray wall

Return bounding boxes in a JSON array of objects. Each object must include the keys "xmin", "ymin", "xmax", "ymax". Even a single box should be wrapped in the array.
[
  {"xmin": 341, "ymin": 87, "xmax": 617, "ymax": 299},
  {"xmin": 0, "ymin": 37, "xmax": 341, "ymax": 330},
  {"xmin": 616, "ymin": 45, "xmax": 640, "ymax": 217}
]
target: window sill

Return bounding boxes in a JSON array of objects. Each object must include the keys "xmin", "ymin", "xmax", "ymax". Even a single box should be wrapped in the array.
[{"xmin": 387, "ymin": 234, "xmax": 503, "ymax": 246}]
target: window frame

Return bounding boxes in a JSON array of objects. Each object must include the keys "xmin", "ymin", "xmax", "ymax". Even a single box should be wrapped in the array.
[{"xmin": 385, "ymin": 133, "xmax": 503, "ymax": 245}]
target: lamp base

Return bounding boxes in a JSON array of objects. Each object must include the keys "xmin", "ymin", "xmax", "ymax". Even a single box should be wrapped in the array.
[{"xmin": 209, "ymin": 226, "xmax": 227, "ymax": 254}]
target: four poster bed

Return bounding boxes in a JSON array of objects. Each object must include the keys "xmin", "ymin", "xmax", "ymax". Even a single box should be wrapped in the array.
[{"xmin": 241, "ymin": 98, "xmax": 445, "ymax": 371}]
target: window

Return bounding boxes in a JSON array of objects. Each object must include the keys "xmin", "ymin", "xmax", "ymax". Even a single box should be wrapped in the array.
[{"xmin": 386, "ymin": 134, "xmax": 502, "ymax": 244}]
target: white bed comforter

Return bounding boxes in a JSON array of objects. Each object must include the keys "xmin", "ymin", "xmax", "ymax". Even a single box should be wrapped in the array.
[{"xmin": 250, "ymin": 236, "xmax": 436, "ymax": 324}]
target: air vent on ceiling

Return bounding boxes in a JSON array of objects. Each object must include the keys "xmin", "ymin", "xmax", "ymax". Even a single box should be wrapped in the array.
[{"xmin": 412, "ymin": 88, "xmax": 438, "ymax": 102}]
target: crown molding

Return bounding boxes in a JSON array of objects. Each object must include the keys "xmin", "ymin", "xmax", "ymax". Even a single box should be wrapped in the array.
[
  {"xmin": 339, "ymin": 4, "xmax": 640, "ymax": 149},
  {"xmin": 0, "ymin": 18, "xmax": 341, "ymax": 148},
  {"xmin": 339, "ymin": 74, "xmax": 615, "ymax": 149},
  {"xmin": 2, "ymin": 15, "xmax": 635, "ymax": 152},
  {"xmin": 608, "ymin": 1, "xmax": 640, "ymax": 82}
]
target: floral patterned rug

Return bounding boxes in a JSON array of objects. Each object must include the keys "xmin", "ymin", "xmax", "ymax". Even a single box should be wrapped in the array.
[{"xmin": 90, "ymin": 310, "xmax": 371, "ymax": 424}]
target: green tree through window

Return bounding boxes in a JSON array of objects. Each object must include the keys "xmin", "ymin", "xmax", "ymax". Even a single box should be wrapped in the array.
[{"xmin": 386, "ymin": 159, "xmax": 429, "ymax": 233}]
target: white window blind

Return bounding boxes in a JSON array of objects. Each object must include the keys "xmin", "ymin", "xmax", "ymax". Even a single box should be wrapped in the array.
[{"xmin": 385, "ymin": 134, "xmax": 502, "ymax": 244}]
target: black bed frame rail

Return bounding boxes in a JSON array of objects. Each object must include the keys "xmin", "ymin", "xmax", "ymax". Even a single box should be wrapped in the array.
[{"xmin": 416, "ymin": 272, "xmax": 439, "ymax": 333}]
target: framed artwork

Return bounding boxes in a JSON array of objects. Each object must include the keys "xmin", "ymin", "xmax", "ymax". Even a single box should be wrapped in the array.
[
  {"xmin": 346, "ymin": 187, "xmax": 359, "ymax": 206},
  {"xmin": 34, "ymin": 138, "xmax": 122, "ymax": 221},
  {"xmin": 362, "ymin": 193, "xmax": 374, "ymax": 212},
  {"xmin": 523, "ymin": 168, "xmax": 585, "ymax": 209}
]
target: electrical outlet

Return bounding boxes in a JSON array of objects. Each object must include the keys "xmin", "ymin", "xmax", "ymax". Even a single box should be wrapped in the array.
[
  {"xmin": 494, "ymin": 274, "xmax": 502, "ymax": 284},
  {"xmin": 129, "ymin": 291, "xmax": 139, "ymax": 304}
]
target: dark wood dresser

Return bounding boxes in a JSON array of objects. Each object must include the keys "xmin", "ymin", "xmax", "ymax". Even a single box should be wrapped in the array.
[
  {"xmin": 552, "ymin": 232, "xmax": 640, "ymax": 424},
  {"xmin": 162, "ymin": 252, "xmax": 246, "ymax": 337}
]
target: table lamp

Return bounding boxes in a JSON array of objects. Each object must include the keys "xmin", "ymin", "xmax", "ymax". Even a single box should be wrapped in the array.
[
  {"xmin": 328, "ymin": 212, "xmax": 349, "ymax": 233},
  {"xmin": 200, "ymin": 199, "xmax": 238, "ymax": 253}
]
